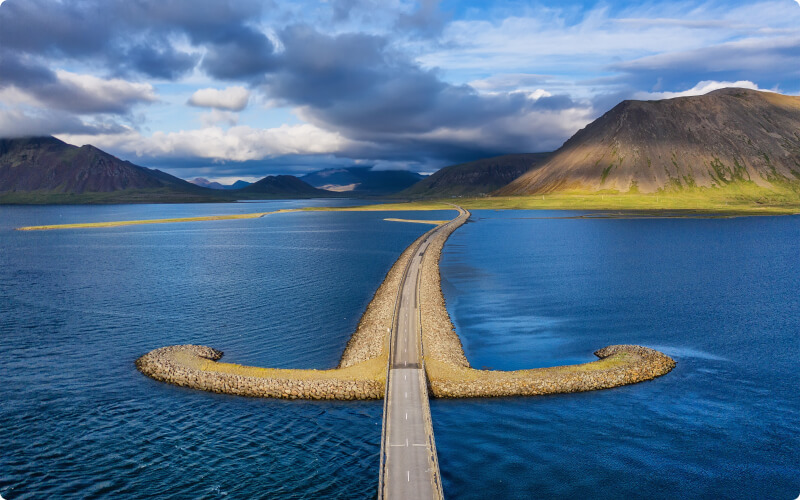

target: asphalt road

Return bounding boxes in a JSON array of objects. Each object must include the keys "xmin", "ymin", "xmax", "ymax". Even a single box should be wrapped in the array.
[{"xmin": 381, "ymin": 209, "xmax": 466, "ymax": 499}]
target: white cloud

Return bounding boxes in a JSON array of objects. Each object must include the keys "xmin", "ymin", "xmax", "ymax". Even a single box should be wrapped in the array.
[
  {"xmin": 199, "ymin": 109, "xmax": 240, "ymax": 127},
  {"xmin": 633, "ymin": 80, "xmax": 764, "ymax": 100},
  {"xmin": 469, "ymin": 73, "xmax": 551, "ymax": 92},
  {"xmin": 54, "ymin": 70, "xmax": 157, "ymax": 108},
  {"xmin": 59, "ymin": 123, "xmax": 352, "ymax": 162},
  {"xmin": 187, "ymin": 86, "xmax": 250, "ymax": 111}
]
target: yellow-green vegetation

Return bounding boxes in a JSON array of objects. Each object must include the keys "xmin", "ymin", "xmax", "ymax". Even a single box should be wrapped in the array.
[
  {"xmin": 17, "ymin": 209, "xmax": 298, "ymax": 231},
  {"xmin": 453, "ymin": 185, "xmax": 800, "ymax": 215},
  {"xmin": 186, "ymin": 349, "xmax": 387, "ymax": 382},
  {"xmin": 383, "ymin": 218, "xmax": 450, "ymax": 224},
  {"xmin": 424, "ymin": 353, "xmax": 630, "ymax": 383}
]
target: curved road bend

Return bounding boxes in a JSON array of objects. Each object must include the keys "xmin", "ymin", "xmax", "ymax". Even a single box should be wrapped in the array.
[{"xmin": 381, "ymin": 207, "xmax": 468, "ymax": 500}]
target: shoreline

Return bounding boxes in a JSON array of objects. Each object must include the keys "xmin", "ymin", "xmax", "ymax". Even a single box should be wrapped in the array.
[{"xmin": 134, "ymin": 206, "xmax": 675, "ymax": 400}]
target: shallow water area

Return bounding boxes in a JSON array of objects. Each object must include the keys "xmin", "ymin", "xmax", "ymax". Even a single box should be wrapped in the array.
[
  {"xmin": 433, "ymin": 209, "xmax": 800, "ymax": 499},
  {"xmin": 0, "ymin": 200, "xmax": 451, "ymax": 499}
]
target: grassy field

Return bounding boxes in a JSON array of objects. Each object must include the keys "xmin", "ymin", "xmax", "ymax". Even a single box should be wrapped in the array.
[{"xmin": 452, "ymin": 184, "xmax": 800, "ymax": 215}]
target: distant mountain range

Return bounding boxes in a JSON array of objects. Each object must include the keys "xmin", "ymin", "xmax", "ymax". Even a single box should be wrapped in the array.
[
  {"xmin": 190, "ymin": 178, "xmax": 252, "ymax": 190},
  {"xmin": 0, "ymin": 137, "xmax": 329, "ymax": 203},
  {"xmin": 399, "ymin": 153, "xmax": 550, "ymax": 198},
  {"xmin": 302, "ymin": 166, "xmax": 425, "ymax": 195},
  {"xmin": 499, "ymin": 88, "xmax": 800, "ymax": 195}
]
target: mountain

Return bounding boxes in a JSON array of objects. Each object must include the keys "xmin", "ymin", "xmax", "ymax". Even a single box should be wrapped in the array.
[
  {"xmin": 399, "ymin": 153, "xmax": 550, "ymax": 198},
  {"xmin": 302, "ymin": 166, "xmax": 425, "ymax": 195},
  {"xmin": 0, "ymin": 136, "xmax": 317, "ymax": 203},
  {"xmin": 190, "ymin": 177, "xmax": 226, "ymax": 189},
  {"xmin": 0, "ymin": 136, "xmax": 223, "ymax": 203},
  {"xmin": 190, "ymin": 177, "xmax": 252, "ymax": 190},
  {"xmin": 239, "ymin": 174, "xmax": 328, "ymax": 197},
  {"xmin": 498, "ymin": 88, "xmax": 800, "ymax": 195}
]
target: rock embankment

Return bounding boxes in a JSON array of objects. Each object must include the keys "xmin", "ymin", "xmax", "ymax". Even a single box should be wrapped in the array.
[
  {"xmin": 418, "ymin": 209, "xmax": 677, "ymax": 397},
  {"xmin": 136, "ymin": 345, "xmax": 384, "ymax": 400}
]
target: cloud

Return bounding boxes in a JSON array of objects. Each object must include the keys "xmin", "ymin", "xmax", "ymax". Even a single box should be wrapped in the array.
[
  {"xmin": 633, "ymin": 80, "xmax": 763, "ymax": 100},
  {"xmin": 199, "ymin": 110, "xmax": 240, "ymax": 127},
  {"xmin": 469, "ymin": 74, "xmax": 551, "ymax": 92},
  {"xmin": 610, "ymin": 36, "xmax": 800, "ymax": 90},
  {"xmin": 188, "ymin": 87, "xmax": 250, "ymax": 111},
  {"xmin": 0, "ymin": 54, "xmax": 157, "ymax": 115},
  {"xmin": 59, "ymin": 123, "xmax": 353, "ymax": 162},
  {"xmin": 0, "ymin": 108, "xmax": 129, "ymax": 138}
]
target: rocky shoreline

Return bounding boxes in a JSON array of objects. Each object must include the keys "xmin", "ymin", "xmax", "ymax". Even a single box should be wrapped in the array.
[{"xmin": 136, "ymin": 206, "xmax": 675, "ymax": 400}]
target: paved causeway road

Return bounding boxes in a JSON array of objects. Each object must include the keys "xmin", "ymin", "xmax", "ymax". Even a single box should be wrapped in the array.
[{"xmin": 381, "ymin": 208, "xmax": 466, "ymax": 500}]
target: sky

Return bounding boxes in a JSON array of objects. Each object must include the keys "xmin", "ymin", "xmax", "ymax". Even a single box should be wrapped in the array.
[{"xmin": 1, "ymin": 0, "xmax": 799, "ymax": 182}]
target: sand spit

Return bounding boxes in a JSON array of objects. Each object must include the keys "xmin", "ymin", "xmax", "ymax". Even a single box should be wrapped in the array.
[
  {"xmin": 383, "ymin": 218, "xmax": 450, "ymax": 225},
  {"xmin": 16, "ymin": 210, "xmax": 295, "ymax": 231},
  {"xmin": 135, "ymin": 205, "xmax": 674, "ymax": 400},
  {"xmin": 417, "ymin": 209, "xmax": 676, "ymax": 397}
]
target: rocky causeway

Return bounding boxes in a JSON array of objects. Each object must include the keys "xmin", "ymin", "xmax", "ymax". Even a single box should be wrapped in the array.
[{"xmin": 136, "ymin": 207, "xmax": 675, "ymax": 399}]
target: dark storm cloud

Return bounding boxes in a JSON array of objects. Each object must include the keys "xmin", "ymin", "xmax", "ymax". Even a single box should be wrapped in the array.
[
  {"xmin": 200, "ymin": 27, "xmax": 278, "ymax": 80},
  {"xmin": 0, "ymin": 0, "xmax": 266, "ymax": 79},
  {"xmin": 0, "ymin": 50, "xmax": 55, "ymax": 87},
  {"xmin": 123, "ymin": 44, "xmax": 200, "ymax": 80},
  {"xmin": 264, "ymin": 26, "xmax": 547, "ymax": 135}
]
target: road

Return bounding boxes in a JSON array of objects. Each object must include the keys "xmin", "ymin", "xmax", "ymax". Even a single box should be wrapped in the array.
[{"xmin": 380, "ymin": 208, "xmax": 466, "ymax": 500}]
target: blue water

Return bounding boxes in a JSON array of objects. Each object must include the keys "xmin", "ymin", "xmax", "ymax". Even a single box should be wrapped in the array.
[
  {"xmin": 0, "ymin": 201, "xmax": 453, "ymax": 499},
  {"xmin": 433, "ymin": 210, "xmax": 800, "ymax": 499},
  {"xmin": 2, "ymin": 205, "xmax": 798, "ymax": 499}
]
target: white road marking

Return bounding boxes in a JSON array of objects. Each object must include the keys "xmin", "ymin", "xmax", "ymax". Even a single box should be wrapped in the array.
[
  {"xmin": 407, "ymin": 471, "xmax": 410, "ymax": 482},
  {"xmin": 405, "ymin": 412, "xmax": 408, "ymax": 420},
  {"xmin": 405, "ymin": 392, "xmax": 408, "ymax": 399}
]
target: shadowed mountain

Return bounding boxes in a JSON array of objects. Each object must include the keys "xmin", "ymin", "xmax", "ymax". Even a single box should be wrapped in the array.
[
  {"xmin": 239, "ymin": 175, "xmax": 329, "ymax": 197},
  {"xmin": 498, "ymin": 88, "xmax": 800, "ymax": 195},
  {"xmin": 190, "ymin": 178, "xmax": 252, "ymax": 190},
  {"xmin": 302, "ymin": 166, "xmax": 425, "ymax": 195},
  {"xmin": 0, "ymin": 136, "xmax": 320, "ymax": 204},
  {"xmin": 399, "ymin": 153, "xmax": 550, "ymax": 198}
]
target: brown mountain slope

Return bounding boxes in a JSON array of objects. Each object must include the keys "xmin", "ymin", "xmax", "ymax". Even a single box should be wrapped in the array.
[
  {"xmin": 497, "ymin": 88, "xmax": 800, "ymax": 195},
  {"xmin": 399, "ymin": 153, "xmax": 550, "ymax": 198}
]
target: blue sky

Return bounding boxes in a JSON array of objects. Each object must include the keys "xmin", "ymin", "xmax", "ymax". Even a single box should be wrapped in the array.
[{"xmin": 1, "ymin": 0, "xmax": 799, "ymax": 182}]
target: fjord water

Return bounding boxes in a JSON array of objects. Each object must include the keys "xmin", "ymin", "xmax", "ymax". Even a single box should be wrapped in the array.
[
  {"xmin": 433, "ymin": 210, "xmax": 800, "ymax": 499},
  {"xmin": 0, "ymin": 201, "xmax": 450, "ymax": 499},
  {"xmin": 2, "ymin": 204, "xmax": 798, "ymax": 499}
]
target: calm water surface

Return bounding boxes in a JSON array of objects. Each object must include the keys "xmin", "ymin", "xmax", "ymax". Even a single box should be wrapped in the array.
[
  {"xmin": 434, "ymin": 210, "xmax": 800, "ymax": 499},
  {"xmin": 0, "ymin": 201, "xmax": 451, "ymax": 499},
  {"xmin": 2, "ymin": 204, "xmax": 798, "ymax": 499}
]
